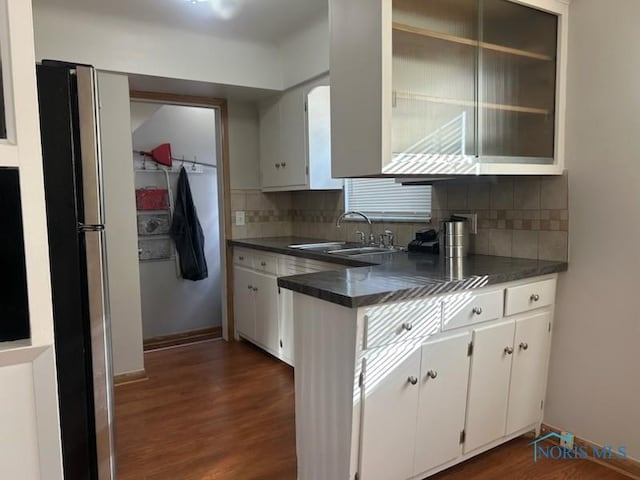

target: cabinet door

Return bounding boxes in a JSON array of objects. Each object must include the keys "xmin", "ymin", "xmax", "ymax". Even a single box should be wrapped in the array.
[
  {"xmin": 506, "ymin": 311, "xmax": 552, "ymax": 434},
  {"xmin": 480, "ymin": 0, "xmax": 558, "ymax": 164},
  {"xmin": 464, "ymin": 320, "xmax": 515, "ymax": 453},
  {"xmin": 414, "ymin": 332, "xmax": 471, "ymax": 475},
  {"xmin": 360, "ymin": 343, "xmax": 421, "ymax": 480},
  {"xmin": 252, "ymin": 271, "xmax": 280, "ymax": 354},
  {"xmin": 279, "ymin": 87, "xmax": 307, "ymax": 187},
  {"xmin": 233, "ymin": 267, "xmax": 255, "ymax": 339},
  {"xmin": 278, "ymin": 287, "xmax": 295, "ymax": 366},
  {"xmin": 259, "ymin": 99, "xmax": 281, "ymax": 188}
]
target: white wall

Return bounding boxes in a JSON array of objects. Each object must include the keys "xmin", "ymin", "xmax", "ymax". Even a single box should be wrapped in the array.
[
  {"xmin": 32, "ymin": 3, "xmax": 283, "ymax": 91},
  {"xmin": 132, "ymin": 103, "xmax": 223, "ymax": 339},
  {"xmin": 98, "ymin": 72, "xmax": 145, "ymax": 376},
  {"xmin": 279, "ymin": 15, "xmax": 330, "ymax": 88},
  {"xmin": 545, "ymin": 0, "xmax": 640, "ymax": 460},
  {"xmin": 32, "ymin": 3, "xmax": 331, "ymax": 92},
  {"xmin": 228, "ymin": 101, "xmax": 261, "ymax": 190}
]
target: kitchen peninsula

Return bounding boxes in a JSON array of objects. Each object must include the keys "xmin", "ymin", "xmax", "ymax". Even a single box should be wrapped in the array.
[{"xmin": 230, "ymin": 237, "xmax": 567, "ymax": 480}]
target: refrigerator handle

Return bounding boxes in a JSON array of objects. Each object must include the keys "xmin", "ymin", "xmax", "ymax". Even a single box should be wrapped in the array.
[{"xmin": 76, "ymin": 66, "xmax": 116, "ymax": 480}]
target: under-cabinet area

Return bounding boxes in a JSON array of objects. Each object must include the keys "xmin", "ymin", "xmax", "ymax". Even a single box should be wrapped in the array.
[{"xmin": 291, "ymin": 274, "xmax": 557, "ymax": 480}]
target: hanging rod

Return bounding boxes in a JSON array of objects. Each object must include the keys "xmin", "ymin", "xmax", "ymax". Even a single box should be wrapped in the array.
[{"xmin": 132, "ymin": 150, "xmax": 217, "ymax": 169}]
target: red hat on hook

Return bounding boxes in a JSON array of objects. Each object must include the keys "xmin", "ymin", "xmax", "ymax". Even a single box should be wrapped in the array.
[{"xmin": 139, "ymin": 143, "xmax": 173, "ymax": 167}]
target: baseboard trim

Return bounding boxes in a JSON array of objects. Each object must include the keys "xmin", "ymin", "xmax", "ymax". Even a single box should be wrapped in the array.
[
  {"xmin": 541, "ymin": 424, "xmax": 640, "ymax": 479},
  {"xmin": 143, "ymin": 326, "xmax": 223, "ymax": 352},
  {"xmin": 114, "ymin": 369, "xmax": 147, "ymax": 386}
]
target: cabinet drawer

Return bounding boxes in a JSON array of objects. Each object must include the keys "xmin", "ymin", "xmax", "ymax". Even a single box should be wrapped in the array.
[
  {"xmin": 504, "ymin": 278, "xmax": 556, "ymax": 316},
  {"xmin": 233, "ymin": 248, "xmax": 253, "ymax": 268},
  {"xmin": 442, "ymin": 289, "xmax": 504, "ymax": 331},
  {"xmin": 253, "ymin": 254, "xmax": 278, "ymax": 275},
  {"xmin": 364, "ymin": 297, "xmax": 442, "ymax": 349}
]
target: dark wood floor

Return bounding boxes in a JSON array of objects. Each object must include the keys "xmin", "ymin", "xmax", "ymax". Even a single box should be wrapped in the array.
[{"xmin": 115, "ymin": 340, "xmax": 627, "ymax": 480}]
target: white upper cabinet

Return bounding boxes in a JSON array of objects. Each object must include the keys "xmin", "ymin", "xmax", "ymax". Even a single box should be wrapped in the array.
[
  {"xmin": 259, "ymin": 77, "xmax": 343, "ymax": 191},
  {"xmin": 330, "ymin": 0, "xmax": 569, "ymax": 177}
]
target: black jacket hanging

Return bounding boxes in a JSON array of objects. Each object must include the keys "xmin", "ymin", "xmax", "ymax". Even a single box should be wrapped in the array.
[{"xmin": 170, "ymin": 167, "xmax": 208, "ymax": 281}]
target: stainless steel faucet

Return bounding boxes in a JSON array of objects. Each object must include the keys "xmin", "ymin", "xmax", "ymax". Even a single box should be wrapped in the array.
[{"xmin": 336, "ymin": 211, "xmax": 373, "ymax": 243}]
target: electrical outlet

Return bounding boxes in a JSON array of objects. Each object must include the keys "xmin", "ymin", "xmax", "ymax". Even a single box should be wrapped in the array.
[
  {"xmin": 560, "ymin": 432, "xmax": 574, "ymax": 449},
  {"xmin": 453, "ymin": 213, "xmax": 478, "ymax": 234},
  {"xmin": 235, "ymin": 211, "xmax": 246, "ymax": 226}
]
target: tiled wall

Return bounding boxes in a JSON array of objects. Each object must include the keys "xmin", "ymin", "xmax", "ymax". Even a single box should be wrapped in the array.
[
  {"xmin": 431, "ymin": 174, "xmax": 569, "ymax": 261},
  {"xmin": 230, "ymin": 189, "xmax": 293, "ymax": 239},
  {"xmin": 230, "ymin": 173, "xmax": 569, "ymax": 262}
]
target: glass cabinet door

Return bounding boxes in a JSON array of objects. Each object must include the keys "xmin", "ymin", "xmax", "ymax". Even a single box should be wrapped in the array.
[
  {"xmin": 392, "ymin": 0, "xmax": 478, "ymax": 161},
  {"xmin": 391, "ymin": 0, "xmax": 559, "ymax": 166},
  {"xmin": 480, "ymin": 0, "xmax": 558, "ymax": 164}
]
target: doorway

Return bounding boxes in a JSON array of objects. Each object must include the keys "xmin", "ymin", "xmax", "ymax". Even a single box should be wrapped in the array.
[{"xmin": 131, "ymin": 101, "xmax": 224, "ymax": 348}]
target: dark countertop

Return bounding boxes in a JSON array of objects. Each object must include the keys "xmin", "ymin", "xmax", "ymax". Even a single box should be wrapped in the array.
[{"xmin": 229, "ymin": 237, "xmax": 568, "ymax": 308}]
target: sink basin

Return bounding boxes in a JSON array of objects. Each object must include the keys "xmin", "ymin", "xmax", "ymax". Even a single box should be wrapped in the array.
[
  {"xmin": 328, "ymin": 246, "xmax": 401, "ymax": 256},
  {"xmin": 288, "ymin": 241, "xmax": 349, "ymax": 251}
]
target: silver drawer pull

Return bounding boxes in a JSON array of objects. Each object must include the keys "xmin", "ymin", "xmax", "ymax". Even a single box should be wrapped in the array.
[
  {"xmin": 530, "ymin": 293, "xmax": 540, "ymax": 302},
  {"xmin": 407, "ymin": 376, "xmax": 418, "ymax": 386},
  {"xmin": 426, "ymin": 370, "xmax": 438, "ymax": 380},
  {"xmin": 504, "ymin": 346, "xmax": 514, "ymax": 355},
  {"xmin": 402, "ymin": 322, "xmax": 413, "ymax": 331},
  {"xmin": 472, "ymin": 306, "xmax": 483, "ymax": 315},
  {"xmin": 519, "ymin": 342, "xmax": 529, "ymax": 351}
]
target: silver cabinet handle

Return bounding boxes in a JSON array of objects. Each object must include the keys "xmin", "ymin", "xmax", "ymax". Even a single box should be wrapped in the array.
[
  {"xmin": 519, "ymin": 342, "xmax": 529, "ymax": 351},
  {"xmin": 530, "ymin": 294, "xmax": 540, "ymax": 302},
  {"xmin": 261, "ymin": 261, "xmax": 267, "ymax": 266},
  {"xmin": 426, "ymin": 370, "xmax": 438, "ymax": 380},
  {"xmin": 472, "ymin": 306, "xmax": 483, "ymax": 315},
  {"xmin": 504, "ymin": 346, "xmax": 514, "ymax": 355},
  {"xmin": 407, "ymin": 376, "xmax": 418, "ymax": 385},
  {"xmin": 402, "ymin": 322, "xmax": 413, "ymax": 331}
]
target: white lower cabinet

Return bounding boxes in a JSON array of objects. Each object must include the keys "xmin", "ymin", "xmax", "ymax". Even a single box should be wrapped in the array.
[
  {"xmin": 465, "ymin": 311, "xmax": 552, "ymax": 454},
  {"xmin": 360, "ymin": 333, "xmax": 472, "ymax": 480},
  {"xmin": 464, "ymin": 320, "xmax": 516, "ymax": 453},
  {"xmin": 506, "ymin": 311, "xmax": 552, "ymax": 434},
  {"xmin": 233, "ymin": 266, "xmax": 256, "ymax": 338},
  {"xmin": 233, "ymin": 247, "xmax": 345, "ymax": 366},
  {"xmin": 252, "ymin": 272, "xmax": 280, "ymax": 356},
  {"xmin": 414, "ymin": 332, "xmax": 472, "ymax": 474}
]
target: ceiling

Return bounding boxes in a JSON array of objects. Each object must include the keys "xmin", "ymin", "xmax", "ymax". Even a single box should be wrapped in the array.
[{"xmin": 32, "ymin": 0, "xmax": 327, "ymax": 44}]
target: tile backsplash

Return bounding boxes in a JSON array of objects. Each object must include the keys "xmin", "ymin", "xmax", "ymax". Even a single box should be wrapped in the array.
[
  {"xmin": 230, "ymin": 172, "xmax": 568, "ymax": 262},
  {"xmin": 431, "ymin": 174, "xmax": 569, "ymax": 261}
]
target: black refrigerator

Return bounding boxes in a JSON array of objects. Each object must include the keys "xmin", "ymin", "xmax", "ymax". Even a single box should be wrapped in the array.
[{"xmin": 37, "ymin": 61, "xmax": 116, "ymax": 480}]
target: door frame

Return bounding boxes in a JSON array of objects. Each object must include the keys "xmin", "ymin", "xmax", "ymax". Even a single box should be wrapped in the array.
[{"xmin": 129, "ymin": 90, "xmax": 234, "ymax": 341}]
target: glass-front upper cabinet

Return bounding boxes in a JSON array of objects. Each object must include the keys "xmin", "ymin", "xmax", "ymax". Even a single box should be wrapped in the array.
[{"xmin": 330, "ymin": 0, "xmax": 568, "ymax": 177}]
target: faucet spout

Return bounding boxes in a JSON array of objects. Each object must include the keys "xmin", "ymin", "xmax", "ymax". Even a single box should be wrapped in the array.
[{"xmin": 336, "ymin": 211, "xmax": 373, "ymax": 229}]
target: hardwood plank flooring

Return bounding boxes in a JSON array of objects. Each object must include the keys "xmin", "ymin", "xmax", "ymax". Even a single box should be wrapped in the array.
[
  {"xmin": 115, "ymin": 340, "xmax": 296, "ymax": 480},
  {"xmin": 115, "ymin": 340, "xmax": 628, "ymax": 480}
]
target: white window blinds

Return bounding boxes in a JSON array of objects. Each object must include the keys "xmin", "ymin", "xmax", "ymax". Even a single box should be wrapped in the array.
[{"xmin": 344, "ymin": 178, "xmax": 431, "ymax": 221}]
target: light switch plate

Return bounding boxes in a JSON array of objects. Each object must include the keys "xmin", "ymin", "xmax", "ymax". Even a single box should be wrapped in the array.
[
  {"xmin": 235, "ymin": 211, "xmax": 246, "ymax": 226},
  {"xmin": 453, "ymin": 213, "xmax": 478, "ymax": 234}
]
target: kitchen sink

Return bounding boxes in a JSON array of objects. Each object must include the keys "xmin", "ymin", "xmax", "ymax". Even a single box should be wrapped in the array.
[
  {"xmin": 289, "ymin": 242, "xmax": 359, "ymax": 252},
  {"xmin": 327, "ymin": 246, "xmax": 401, "ymax": 256}
]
